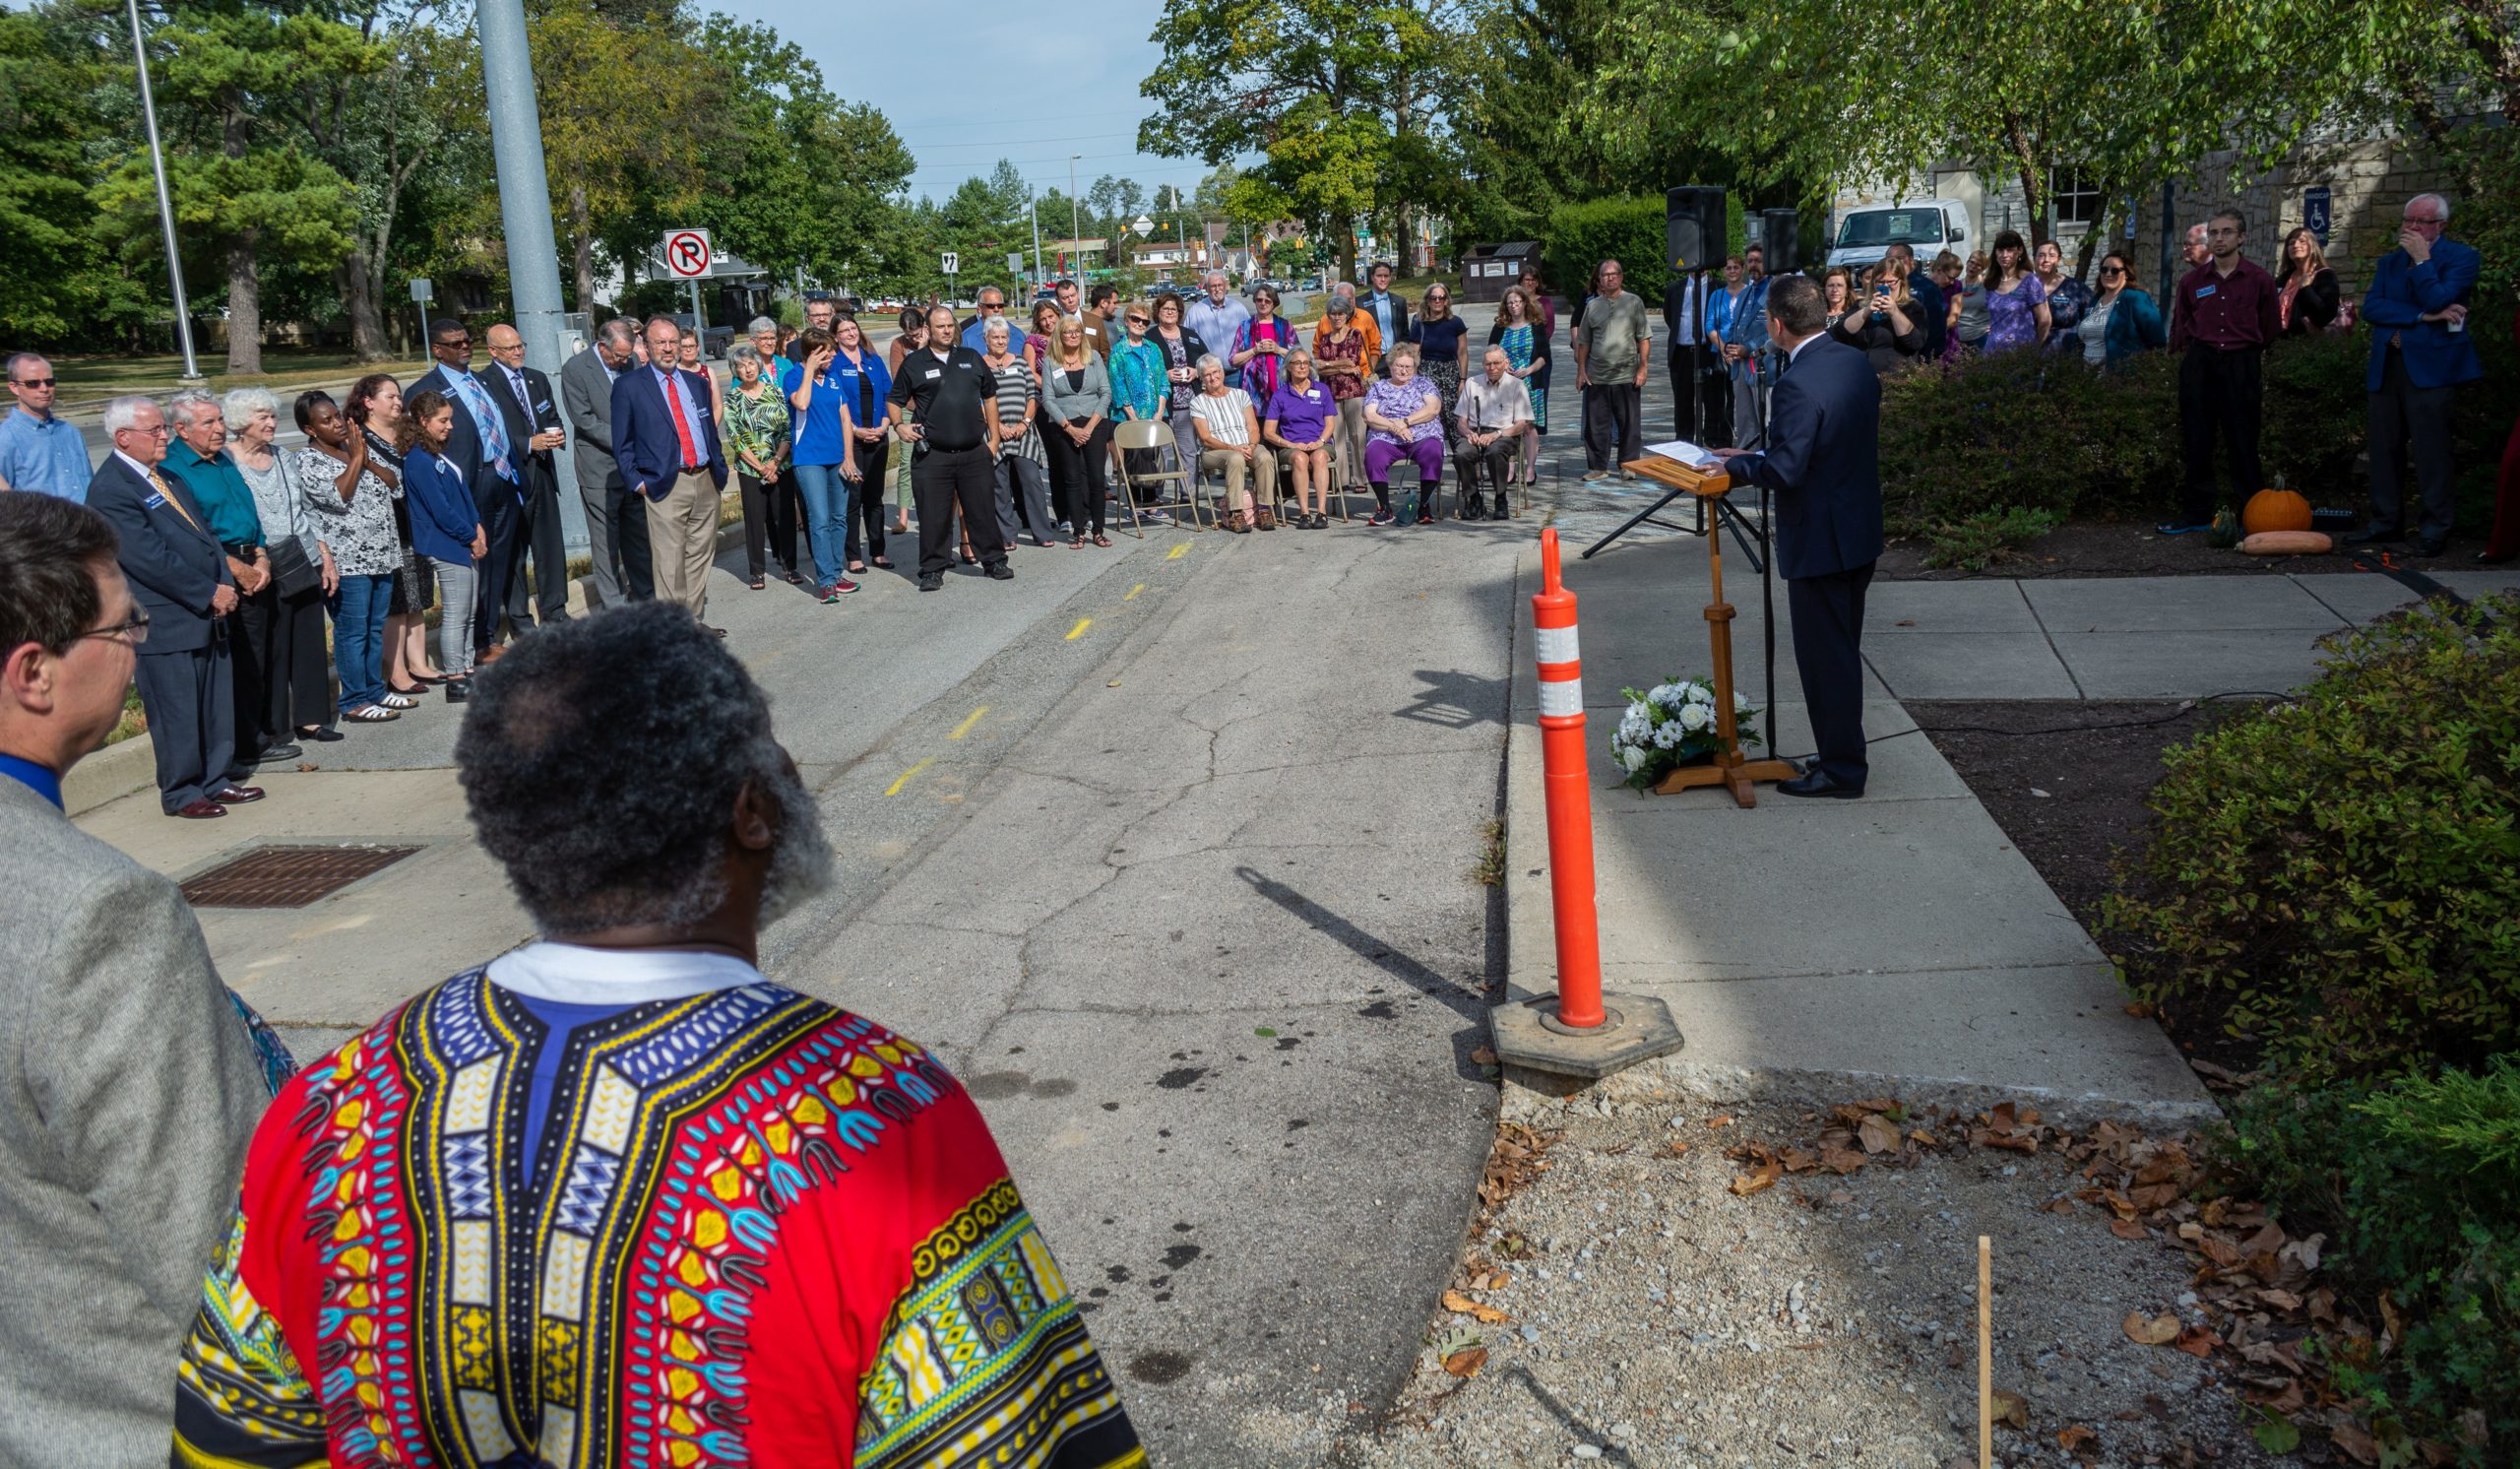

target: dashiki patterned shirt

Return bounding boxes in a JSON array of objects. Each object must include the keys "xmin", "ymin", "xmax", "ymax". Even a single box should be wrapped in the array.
[{"xmin": 170, "ymin": 947, "xmax": 1144, "ymax": 1469}]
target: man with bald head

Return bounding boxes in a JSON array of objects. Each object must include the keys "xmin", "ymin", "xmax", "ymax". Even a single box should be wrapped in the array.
[{"xmin": 482, "ymin": 322, "xmax": 571, "ymax": 636}]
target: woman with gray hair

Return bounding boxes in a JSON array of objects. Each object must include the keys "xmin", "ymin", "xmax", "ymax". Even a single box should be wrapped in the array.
[
  {"xmin": 981, "ymin": 317, "xmax": 1057, "ymax": 547},
  {"xmin": 225, "ymin": 385, "xmax": 340, "ymax": 741},
  {"xmin": 723, "ymin": 342, "xmax": 797, "ymax": 591}
]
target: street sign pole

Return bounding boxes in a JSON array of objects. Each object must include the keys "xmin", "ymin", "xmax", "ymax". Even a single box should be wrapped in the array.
[
  {"xmin": 477, "ymin": 0, "xmax": 586, "ymax": 551},
  {"xmin": 409, "ymin": 278, "xmax": 433, "ymax": 360},
  {"xmin": 124, "ymin": 0, "xmax": 200, "ymax": 384}
]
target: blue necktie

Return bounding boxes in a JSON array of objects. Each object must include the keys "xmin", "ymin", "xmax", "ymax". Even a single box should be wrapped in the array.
[{"xmin": 450, "ymin": 371, "xmax": 515, "ymax": 482}]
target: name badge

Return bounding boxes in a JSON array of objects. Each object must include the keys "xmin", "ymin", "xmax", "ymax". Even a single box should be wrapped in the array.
[
  {"xmin": 2195, "ymin": 285, "xmax": 2218, "ymax": 299},
  {"xmin": 144, "ymin": 491, "xmax": 166, "ymax": 508},
  {"xmin": 925, "ymin": 368, "xmax": 942, "ymax": 381}
]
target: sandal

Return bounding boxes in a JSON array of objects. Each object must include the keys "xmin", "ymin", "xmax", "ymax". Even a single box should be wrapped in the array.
[
  {"xmin": 344, "ymin": 705, "xmax": 399, "ymax": 723},
  {"xmin": 782, "ymin": 569, "xmax": 805, "ymax": 585},
  {"xmin": 379, "ymin": 691, "xmax": 418, "ymax": 710},
  {"xmin": 748, "ymin": 577, "xmax": 766, "ymax": 591},
  {"xmin": 1093, "ymin": 534, "xmax": 1112, "ymax": 547},
  {"xmin": 1068, "ymin": 537, "xmax": 1087, "ymax": 549},
  {"xmin": 872, "ymin": 556, "xmax": 895, "ymax": 570}
]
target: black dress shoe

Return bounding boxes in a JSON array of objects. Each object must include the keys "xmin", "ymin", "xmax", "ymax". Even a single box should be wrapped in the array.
[
  {"xmin": 918, "ymin": 573, "xmax": 944, "ymax": 592},
  {"xmin": 299, "ymin": 726, "xmax": 346, "ymax": 742},
  {"xmin": 1776, "ymin": 769, "xmax": 1863, "ymax": 799},
  {"xmin": 986, "ymin": 564, "xmax": 1015, "ymax": 581},
  {"xmin": 2344, "ymin": 528, "xmax": 2405, "ymax": 545},
  {"xmin": 253, "ymin": 742, "xmax": 303, "ymax": 763},
  {"xmin": 2412, "ymin": 538, "xmax": 2447, "ymax": 557},
  {"xmin": 210, "ymin": 784, "xmax": 265, "ymax": 804}
]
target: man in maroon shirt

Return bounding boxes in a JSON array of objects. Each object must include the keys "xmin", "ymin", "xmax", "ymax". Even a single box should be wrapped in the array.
[{"xmin": 2161, "ymin": 209, "xmax": 2282, "ymax": 535}]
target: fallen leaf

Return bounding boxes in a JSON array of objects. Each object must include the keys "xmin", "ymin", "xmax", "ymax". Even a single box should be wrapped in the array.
[
  {"xmin": 2250, "ymin": 1410, "xmax": 2302, "ymax": 1454},
  {"xmin": 2110, "ymin": 1218, "xmax": 2151, "ymax": 1241},
  {"xmin": 1664, "ymin": 1139, "xmax": 1692, "ymax": 1156},
  {"xmin": 2173, "ymin": 1326, "xmax": 2222, "ymax": 1357},
  {"xmin": 1781, "ymin": 1147, "xmax": 1820, "ymax": 1174},
  {"xmin": 1441, "ymin": 1290, "xmax": 1510, "ymax": 1326},
  {"xmin": 1705, "ymin": 1114, "xmax": 1735, "ymax": 1129},
  {"xmin": 1858, "ymin": 1114, "xmax": 1902, "ymax": 1154},
  {"xmin": 2257, "ymin": 1288, "xmax": 2302, "ymax": 1311},
  {"xmin": 1728, "ymin": 1160, "xmax": 1782, "ymax": 1197},
  {"xmin": 2058, "ymin": 1423, "xmax": 2100, "ymax": 1450},
  {"xmin": 2043, "ymin": 1196, "xmax": 2076, "ymax": 1214},
  {"xmin": 1852, "ymin": 1096, "xmax": 1898, "ymax": 1113},
  {"xmin": 1469, "ymin": 1046, "xmax": 1497, "ymax": 1066},
  {"xmin": 1991, "ymin": 1387, "xmax": 2029, "ymax": 1429},
  {"xmin": 1819, "ymin": 1146, "xmax": 1866, "ymax": 1175},
  {"xmin": 2123, "ymin": 1310, "xmax": 2181, "ymax": 1345},
  {"xmin": 1988, "ymin": 1101, "xmax": 2020, "ymax": 1134},
  {"xmin": 1908, "ymin": 1127, "xmax": 1941, "ymax": 1148},
  {"xmin": 2330, "ymin": 1423, "xmax": 2378, "ymax": 1464},
  {"xmin": 1440, "ymin": 1346, "xmax": 1487, "ymax": 1378}
]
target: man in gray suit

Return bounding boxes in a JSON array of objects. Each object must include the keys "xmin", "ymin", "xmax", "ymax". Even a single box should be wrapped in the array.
[
  {"xmin": 0, "ymin": 492, "xmax": 273, "ymax": 1464},
  {"xmin": 559, "ymin": 318, "xmax": 653, "ymax": 607}
]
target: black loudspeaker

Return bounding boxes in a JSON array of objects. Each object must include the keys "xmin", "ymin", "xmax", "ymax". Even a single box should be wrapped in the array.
[
  {"xmin": 1760, "ymin": 208, "xmax": 1800, "ymax": 273},
  {"xmin": 1666, "ymin": 186, "xmax": 1727, "ymax": 274}
]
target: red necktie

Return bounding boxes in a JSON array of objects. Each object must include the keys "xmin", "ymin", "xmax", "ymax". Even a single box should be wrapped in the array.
[{"xmin": 662, "ymin": 372, "xmax": 699, "ymax": 472}]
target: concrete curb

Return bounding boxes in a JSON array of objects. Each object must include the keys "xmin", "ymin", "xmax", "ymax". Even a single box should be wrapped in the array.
[{"xmin": 1502, "ymin": 1059, "xmax": 2227, "ymax": 1132}]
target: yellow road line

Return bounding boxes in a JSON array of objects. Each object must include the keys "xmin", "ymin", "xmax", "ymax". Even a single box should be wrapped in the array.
[
  {"xmin": 883, "ymin": 756, "xmax": 935, "ymax": 797},
  {"xmin": 1065, "ymin": 618, "xmax": 1093, "ymax": 641},
  {"xmin": 1166, "ymin": 543, "xmax": 1188, "ymax": 560},
  {"xmin": 1124, "ymin": 582, "xmax": 1146, "ymax": 602},
  {"xmin": 947, "ymin": 707, "xmax": 989, "ymax": 740}
]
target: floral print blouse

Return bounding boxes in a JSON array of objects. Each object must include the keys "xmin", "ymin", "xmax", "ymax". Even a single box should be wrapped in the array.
[
  {"xmin": 1108, "ymin": 339, "xmax": 1167, "ymax": 420},
  {"xmin": 1984, "ymin": 274, "xmax": 2049, "ymax": 353},
  {"xmin": 1311, "ymin": 326, "xmax": 1368, "ymax": 403},
  {"xmin": 1364, "ymin": 375, "xmax": 1443, "ymax": 447},
  {"xmin": 290, "ymin": 445, "xmax": 400, "ymax": 576},
  {"xmin": 723, "ymin": 380, "xmax": 790, "ymax": 474}
]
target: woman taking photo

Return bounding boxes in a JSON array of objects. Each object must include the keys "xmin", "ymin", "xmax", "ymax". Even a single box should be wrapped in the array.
[
  {"xmin": 1040, "ymin": 316, "xmax": 1115, "ymax": 546},
  {"xmin": 782, "ymin": 327, "xmax": 859, "ymax": 603},
  {"xmin": 291, "ymin": 390, "xmax": 403, "ymax": 723},
  {"xmin": 1827, "ymin": 263, "xmax": 1929, "ymax": 374},
  {"xmin": 830, "ymin": 313, "xmax": 895, "ymax": 572},
  {"xmin": 1263, "ymin": 349, "xmax": 1336, "ymax": 529},
  {"xmin": 2081, "ymin": 251, "xmax": 2169, "ymax": 368},
  {"xmin": 1312, "ymin": 295, "xmax": 1371, "ymax": 498},
  {"xmin": 2034, "ymin": 240, "xmax": 2093, "ymax": 352},
  {"xmin": 226, "ymin": 385, "xmax": 339, "ymax": 741},
  {"xmin": 346, "ymin": 375, "xmax": 438, "ymax": 702},
  {"xmin": 398, "ymin": 389, "xmax": 487, "ymax": 700},
  {"xmin": 2277, "ymin": 226, "xmax": 2341, "ymax": 335},
  {"xmin": 1982, "ymin": 230, "xmax": 2050, "ymax": 352},
  {"xmin": 1360, "ymin": 344, "xmax": 1446, "ymax": 527},
  {"xmin": 1486, "ymin": 286, "xmax": 1549, "ymax": 485},
  {"xmin": 724, "ymin": 343, "xmax": 797, "ymax": 591},
  {"xmin": 1231, "ymin": 285, "xmax": 1296, "ymax": 405},
  {"xmin": 1410, "ymin": 285, "xmax": 1472, "ymax": 445}
]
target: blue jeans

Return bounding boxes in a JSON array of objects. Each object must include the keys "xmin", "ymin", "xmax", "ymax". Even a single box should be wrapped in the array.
[
  {"xmin": 789, "ymin": 462, "xmax": 854, "ymax": 588},
  {"xmin": 329, "ymin": 573, "xmax": 391, "ymax": 711}
]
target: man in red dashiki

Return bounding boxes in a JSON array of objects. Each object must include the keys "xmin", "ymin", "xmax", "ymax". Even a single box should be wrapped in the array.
[{"xmin": 170, "ymin": 604, "xmax": 1145, "ymax": 1469}]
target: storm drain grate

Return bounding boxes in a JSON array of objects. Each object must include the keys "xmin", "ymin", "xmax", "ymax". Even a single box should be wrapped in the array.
[{"xmin": 180, "ymin": 844, "xmax": 422, "ymax": 909}]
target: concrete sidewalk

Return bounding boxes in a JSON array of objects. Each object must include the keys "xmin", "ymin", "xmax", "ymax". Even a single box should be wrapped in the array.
[{"xmin": 1498, "ymin": 529, "xmax": 2517, "ymax": 1115}]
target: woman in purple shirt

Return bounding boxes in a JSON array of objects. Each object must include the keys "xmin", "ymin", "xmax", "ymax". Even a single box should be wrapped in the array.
[
  {"xmin": 1360, "ymin": 344, "xmax": 1446, "ymax": 526},
  {"xmin": 1263, "ymin": 350, "xmax": 1337, "ymax": 529},
  {"xmin": 1982, "ymin": 229, "xmax": 2052, "ymax": 352}
]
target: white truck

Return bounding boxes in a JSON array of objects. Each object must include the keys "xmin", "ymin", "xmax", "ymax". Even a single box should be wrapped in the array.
[{"xmin": 1824, "ymin": 199, "xmax": 1975, "ymax": 271}]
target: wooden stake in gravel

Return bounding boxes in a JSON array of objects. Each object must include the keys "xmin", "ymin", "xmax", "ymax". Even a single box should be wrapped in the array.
[{"xmin": 1978, "ymin": 1234, "xmax": 1992, "ymax": 1469}]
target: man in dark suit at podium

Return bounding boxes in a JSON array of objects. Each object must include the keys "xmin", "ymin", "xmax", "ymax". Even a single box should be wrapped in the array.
[{"xmin": 1713, "ymin": 274, "xmax": 1883, "ymax": 799}]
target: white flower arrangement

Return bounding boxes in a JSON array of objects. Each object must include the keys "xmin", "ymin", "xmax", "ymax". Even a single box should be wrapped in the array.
[{"xmin": 1606, "ymin": 674, "xmax": 1762, "ymax": 790}]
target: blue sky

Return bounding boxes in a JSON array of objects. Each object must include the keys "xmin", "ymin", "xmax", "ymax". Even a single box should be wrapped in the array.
[{"xmin": 735, "ymin": 0, "xmax": 1216, "ymax": 215}]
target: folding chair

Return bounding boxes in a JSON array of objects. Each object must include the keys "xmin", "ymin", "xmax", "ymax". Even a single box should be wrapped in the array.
[{"xmin": 1112, "ymin": 418, "xmax": 1197, "ymax": 536}]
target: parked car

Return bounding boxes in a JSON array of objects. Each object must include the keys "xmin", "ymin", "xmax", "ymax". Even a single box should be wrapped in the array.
[
  {"xmin": 660, "ymin": 312, "xmax": 735, "ymax": 358},
  {"xmin": 1825, "ymin": 199, "xmax": 1975, "ymax": 271}
]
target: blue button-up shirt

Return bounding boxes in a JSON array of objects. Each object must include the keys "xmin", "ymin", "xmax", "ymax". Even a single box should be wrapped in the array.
[
  {"xmin": 0, "ymin": 407, "xmax": 94, "ymax": 501},
  {"xmin": 653, "ymin": 364, "xmax": 706, "ymax": 469},
  {"xmin": 1363, "ymin": 290, "xmax": 1399, "ymax": 344},
  {"xmin": 961, "ymin": 314, "xmax": 1027, "ymax": 356},
  {"xmin": 1185, "ymin": 295, "xmax": 1252, "ymax": 380}
]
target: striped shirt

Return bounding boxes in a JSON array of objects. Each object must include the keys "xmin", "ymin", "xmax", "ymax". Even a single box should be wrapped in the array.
[{"xmin": 988, "ymin": 359, "xmax": 1044, "ymax": 466}]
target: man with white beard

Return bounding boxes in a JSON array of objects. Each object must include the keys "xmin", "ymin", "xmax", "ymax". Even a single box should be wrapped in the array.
[{"xmin": 167, "ymin": 603, "xmax": 1146, "ymax": 1469}]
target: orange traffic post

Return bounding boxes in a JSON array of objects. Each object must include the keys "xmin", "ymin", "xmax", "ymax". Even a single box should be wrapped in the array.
[
  {"xmin": 1531, "ymin": 528, "xmax": 1606, "ymax": 1029},
  {"xmin": 1489, "ymin": 529, "xmax": 1685, "ymax": 1080}
]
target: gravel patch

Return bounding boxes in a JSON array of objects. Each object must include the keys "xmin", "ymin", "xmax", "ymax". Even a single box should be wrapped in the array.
[{"xmin": 1342, "ymin": 1079, "xmax": 2284, "ymax": 1469}]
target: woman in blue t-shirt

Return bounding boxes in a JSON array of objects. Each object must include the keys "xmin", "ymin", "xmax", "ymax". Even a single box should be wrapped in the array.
[{"xmin": 780, "ymin": 326, "xmax": 862, "ymax": 603}]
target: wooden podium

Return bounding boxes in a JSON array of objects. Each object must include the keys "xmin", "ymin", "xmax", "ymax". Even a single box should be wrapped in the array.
[{"xmin": 1620, "ymin": 456, "xmax": 1800, "ymax": 807}]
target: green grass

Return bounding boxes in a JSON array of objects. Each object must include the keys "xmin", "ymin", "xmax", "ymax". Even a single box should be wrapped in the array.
[{"xmin": 47, "ymin": 350, "xmax": 434, "ymax": 408}]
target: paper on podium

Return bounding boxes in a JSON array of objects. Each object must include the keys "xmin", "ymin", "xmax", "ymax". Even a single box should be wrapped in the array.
[{"xmin": 1645, "ymin": 439, "xmax": 1721, "ymax": 469}]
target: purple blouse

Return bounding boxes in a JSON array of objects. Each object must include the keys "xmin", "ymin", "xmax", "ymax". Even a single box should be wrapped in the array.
[
  {"xmin": 1264, "ymin": 381, "xmax": 1333, "ymax": 444},
  {"xmin": 1364, "ymin": 375, "xmax": 1442, "ymax": 446},
  {"xmin": 1984, "ymin": 274, "xmax": 2048, "ymax": 352}
]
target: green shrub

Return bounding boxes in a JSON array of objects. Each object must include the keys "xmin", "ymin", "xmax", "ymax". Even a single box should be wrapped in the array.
[
  {"xmin": 2100, "ymin": 594, "xmax": 2520, "ymax": 1080},
  {"xmin": 1922, "ymin": 506, "xmax": 2062, "ymax": 569},
  {"xmin": 1541, "ymin": 196, "xmax": 1673, "ymax": 300},
  {"xmin": 2219, "ymin": 1064, "xmax": 2520, "ymax": 1462}
]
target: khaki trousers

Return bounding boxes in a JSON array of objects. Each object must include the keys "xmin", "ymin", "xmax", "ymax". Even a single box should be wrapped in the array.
[
  {"xmin": 647, "ymin": 469, "xmax": 719, "ymax": 617},
  {"xmin": 1199, "ymin": 445, "xmax": 1278, "ymax": 516}
]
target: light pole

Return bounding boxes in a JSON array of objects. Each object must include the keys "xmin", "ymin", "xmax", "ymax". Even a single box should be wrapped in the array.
[
  {"xmin": 476, "ymin": 0, "xmax": 588, "ymax": 550},
  {"xmin": 1068, "ymin": 154, "xmax": 1082, "ymax": 279},
  {"xmin": 1028, "ymin": 184, "xmax": 1043, "ymax": 287},
  {"xmin": 124, "ymin": 0, "xmax": 200, "ymax": 384}
]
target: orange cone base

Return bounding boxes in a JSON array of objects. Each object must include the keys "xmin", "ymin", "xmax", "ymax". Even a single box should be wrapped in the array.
[{"xmin": 1489, "ymin": 991, "xmax": 1685, "ymax": 1081}]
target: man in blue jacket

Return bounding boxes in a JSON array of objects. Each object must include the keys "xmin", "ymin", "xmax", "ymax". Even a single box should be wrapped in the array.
[
  {"xmin": 1714, "ymin": 275, "xmax": 1883, "ymax": 799},
  {"xmin": 611, "ymin": 316, "xmax": 728, "ymax": 625},
  {"xmin": 2349, "ymin": 193, "xmax": 2482, "ymax": 558}
]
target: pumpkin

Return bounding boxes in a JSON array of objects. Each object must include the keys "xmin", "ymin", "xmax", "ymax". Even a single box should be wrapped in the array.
[
  {"xmin": 2241, "ymin": 476, "xmax": 2313, "ymax": 536},
  {"xmin": 2238, "ymin": 530, "xmax": 2332, "ymax": 556},
  {"xmin": 2206, "ymin": 506, "xmax": 2242, "ymax": 548}
]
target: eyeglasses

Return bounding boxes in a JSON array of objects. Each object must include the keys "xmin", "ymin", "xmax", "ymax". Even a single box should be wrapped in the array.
[
  {"xmin": 12, "ymin": 376, "xmax": 55, "ymax": 389},
  {"xmin": 118, "ymin": 422, "xmax": 171, "ymax": 437},
  {"xmin": 2099, "ymin": 265, "xmax": 2125, "ymax": 276},
  {"xmin": 435, "ymin": 336, "xmax": 472, "ymax": 348},
  {"xmin": 1426, "ymin": 293, "xmax": 1449, "ymax": 302},
  {"xmin": 1126, "ymin": 316, "xmax": 1149, "ymax": 326},
  {"xmin": 75, "ymin": 608, "xmax": 151, "ymax": 647},
  {"xmin": 2405, "ymin": 215, "xmax": 2445, "ymax": 226}
]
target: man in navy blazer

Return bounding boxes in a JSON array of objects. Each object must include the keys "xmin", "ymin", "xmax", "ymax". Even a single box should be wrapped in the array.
[
  {"xmin": 610, "ymin": 316, "xmax": 728, "ymax": 623},
  {"xmin": 81, "ymin": 397, "xmax": 263, "ymax": 817},
  {"xmin": 1714, "ymin": 275, "xmax": 1884, "ymax": 798},
  {"xmin": 410, "ymin": 318, "xmax": 526, "ymax": 659},
  {"xmin": 2351, "ymin": 193, "xmax": 2484, "ymax": 557},
  {"xmin": 480, "ymin": 323, "xmax": 571, "ymax": 635}
]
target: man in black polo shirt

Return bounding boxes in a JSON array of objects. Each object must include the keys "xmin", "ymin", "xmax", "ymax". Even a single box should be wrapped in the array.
[{"xmin": 888, "ymin": 304, "xmax": 1009, "ymax": 591}]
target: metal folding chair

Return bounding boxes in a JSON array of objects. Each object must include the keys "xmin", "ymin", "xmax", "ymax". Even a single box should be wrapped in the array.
[{"xmin": 1112, "ymin": 418, "xmax": 1195, "ymax": 535}]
